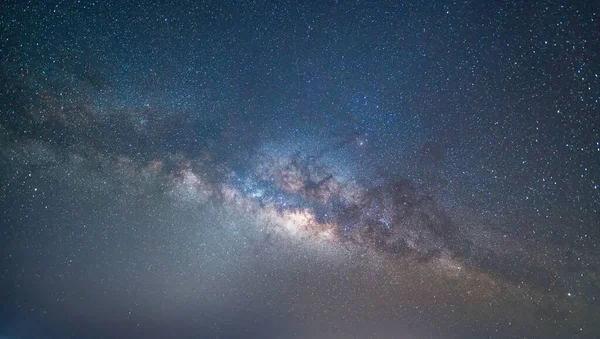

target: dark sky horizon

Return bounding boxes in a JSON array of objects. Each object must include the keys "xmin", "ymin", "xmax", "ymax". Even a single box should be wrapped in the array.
[{"xmin": 1, "ymin": 0, "xmax": 599, "ymax": 338}]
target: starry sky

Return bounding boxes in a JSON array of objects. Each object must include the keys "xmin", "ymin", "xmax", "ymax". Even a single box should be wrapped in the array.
[{"xmin": 1, "ymin": 0, "xmax": 599, "ymax": 338}]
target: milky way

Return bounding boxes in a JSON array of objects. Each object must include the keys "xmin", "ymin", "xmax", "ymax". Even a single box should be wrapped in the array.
[{"xmin": 1, "ymin": 0, "xmax": 599, "ymax": 338}]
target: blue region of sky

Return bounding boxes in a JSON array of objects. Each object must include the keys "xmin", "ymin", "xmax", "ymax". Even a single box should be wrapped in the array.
[{"xmin": 0, "ymin": 0, "xmax": 599, "ymax": 338}]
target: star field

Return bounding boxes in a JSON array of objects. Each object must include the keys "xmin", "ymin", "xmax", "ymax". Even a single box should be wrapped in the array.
[{"xmin": 1, "ymin": 0, "xmax": 599, "ymax": 338}]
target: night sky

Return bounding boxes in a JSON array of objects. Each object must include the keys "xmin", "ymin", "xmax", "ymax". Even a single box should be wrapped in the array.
[{"xmin": 1, "ymin": 0, "xmax": 599, "ymax": 338}]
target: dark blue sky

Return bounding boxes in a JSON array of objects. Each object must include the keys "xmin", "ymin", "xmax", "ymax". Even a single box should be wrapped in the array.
[{"xmin": 1, "ymin": 0, "xmax": 599, "ymax": 338}]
